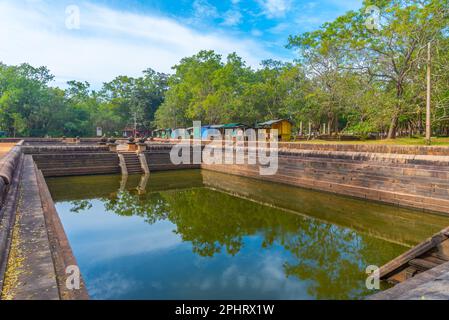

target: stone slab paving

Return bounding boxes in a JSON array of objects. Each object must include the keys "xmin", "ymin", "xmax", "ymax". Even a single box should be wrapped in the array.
[
  {"xmin": 2, "ymin": 156, "xmax": 59, "ymax": 300},
  {"xmin": 370, "ymin": 261, "xmax": 449, "ymax": 300}
]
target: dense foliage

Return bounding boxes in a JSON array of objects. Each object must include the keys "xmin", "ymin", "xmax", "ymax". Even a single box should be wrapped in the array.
[
  {"xmin": 1, "ymin": 0, "xmax": 448, "ymax": 138},
  {"xmin": 0, "ymin": 63, "xmax": 167, "ymax": 137}
]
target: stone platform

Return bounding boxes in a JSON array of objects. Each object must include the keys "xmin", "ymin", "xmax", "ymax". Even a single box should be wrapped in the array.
[
  {"xmin": 370, "ymin": 261, "xmax": 449, "ymax": 300},
  {"xmin": 2, "ymin": 139, "xmax": 449, "ymax": 299},
  {"xmin": 1, "ymin": 156, "xmax": 59, "ymax": 300},
  {"xmin": 0, "ymin": 151, "xmax": 88, "ymax": 300}
]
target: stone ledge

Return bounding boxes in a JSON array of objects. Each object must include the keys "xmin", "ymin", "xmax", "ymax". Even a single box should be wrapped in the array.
[
  {"xmin": 202, "ymin": 164, "xmax": 449, "ymax": 215},
  {"xmin": 369, "ymin": 261, "xmax": 449, "ymax": 300},
  {"xmin": 1, "ymin": 156, "xmax": 59, "ymax": 300},
  {"xmin": 0, "ymin": 147, "xmax": 22, "ymax": 184},
  {"xmin": 35, "ymin": 165, "xmax": 89, "ymax": 300},
  {"xmin": 0, "ymin": 153, "xmax": 23, "ymax": 296}
]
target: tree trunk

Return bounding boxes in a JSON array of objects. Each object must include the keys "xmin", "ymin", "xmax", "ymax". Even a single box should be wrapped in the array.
[
  {"xmin": 327, "ymin": 112, "xmax": 335, "ymax": 136},
  {"xmin": 387, "ymin": 112, "xmax": 398, "ymax": 139},
  {"xmin": 388, "ymin": 83, "xmax": 404, "ymax": 139},
  {"xmin": 418, "ymin": 109, "xmax": 423, "ymax": 135}
]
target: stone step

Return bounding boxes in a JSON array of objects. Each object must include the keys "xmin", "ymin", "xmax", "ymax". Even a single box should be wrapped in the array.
[
  {"xmin": 36, "ymin": 162, "xmax": 119, "ymax": 168},
  {"xmin": 42, "ymin": 167, "xmax": 120, "ymax": 177},
  {"xmin": 119, "ymin": 152, "xmax": 143, "ymax": 174},
  {"xmin": 408, "ymin": 258, "xmax": 439, "ymax": 272}
]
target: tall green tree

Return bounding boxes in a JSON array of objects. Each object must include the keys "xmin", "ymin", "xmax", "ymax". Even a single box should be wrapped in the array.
[{"xmin": 288, "ymin": 0, "xmax": 449, "ymax": 138}]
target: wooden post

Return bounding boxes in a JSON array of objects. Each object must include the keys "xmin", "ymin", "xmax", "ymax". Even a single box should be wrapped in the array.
[{"xmin": 426, "ymin": 41, "xmax": 432, "ymax": 145}]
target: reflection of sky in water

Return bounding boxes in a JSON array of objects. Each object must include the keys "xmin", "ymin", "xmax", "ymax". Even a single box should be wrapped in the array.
[
  {"xmin": 45, "ymin": 170, "xmax": 449, "ymax": 300},
  {"xmin": 57, "ymin": 200, "xmax": 312, "ymax": 299},
  {"xmin": 58, "ymin": 201, "xmax": 182, "ymax": 263},
  {"xmin": 48, "ymin": 169, "xmax": 419, "ymax": 300}
]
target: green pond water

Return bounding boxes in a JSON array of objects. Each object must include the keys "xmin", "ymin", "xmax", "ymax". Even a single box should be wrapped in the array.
[{"xmin": 46, "ymin": 170, "xmax": 449, "ymax": 300}]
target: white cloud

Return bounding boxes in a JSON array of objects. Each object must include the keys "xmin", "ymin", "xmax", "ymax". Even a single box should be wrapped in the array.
[
  {"xmin": 0, "ymin": 1, "xmax": 274, "ymax": 89},
  {"xmin": 258, "ymin": 0, "xmax": 291, "ymax": 18},
  {"xmin": 221, "ymin": 10, "xmax": 243, "ymax": 26},
  {"xmin": 193, "ymin": 0, "xmax": 219, "ymax": 19}
]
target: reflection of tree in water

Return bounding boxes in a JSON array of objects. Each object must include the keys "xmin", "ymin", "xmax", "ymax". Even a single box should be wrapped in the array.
[
  {"xmin": 281, "ymin": 223, "xmax": 381, "ymax": 299},
  {"xmin": 72, "ymin": 187, "xmax": 404, "ymax": 299},
  {"xmin": 102, "ymin": 190, "xmax": 170, "ymax": 225},
  {"xmin": 70, "ymin": 200, "xmax": 92, "ymax": 213}
]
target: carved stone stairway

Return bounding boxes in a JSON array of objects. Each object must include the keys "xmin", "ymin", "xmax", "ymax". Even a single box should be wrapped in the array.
[{"xmin": 118, "ymin": 151, "xmax": 144, "ymax": 175}]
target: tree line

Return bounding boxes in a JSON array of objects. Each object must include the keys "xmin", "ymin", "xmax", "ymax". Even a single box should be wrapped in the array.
[
  {"xmin": 0, "ymin": 63, "xmax": 167, "ymax": 137},
  {"xmin": 1, "ymin": 0, "xmax": 448, "ymax": 139}
]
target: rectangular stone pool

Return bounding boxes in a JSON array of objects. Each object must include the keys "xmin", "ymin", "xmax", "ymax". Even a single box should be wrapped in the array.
[{"xmin": 46, "ymin": 170, "xmax": 449, "ymax": 300}]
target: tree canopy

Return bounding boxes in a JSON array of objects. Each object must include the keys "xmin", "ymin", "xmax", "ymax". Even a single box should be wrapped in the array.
[
  {"xmin": 0, "ymin": 63, "xmax": 168, "ymax": 137},
  {"xmin": 1, "ymin": 0, "xmax": 448, "ymax": 138}
]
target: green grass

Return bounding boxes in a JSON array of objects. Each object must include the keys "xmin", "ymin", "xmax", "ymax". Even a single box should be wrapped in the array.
[{"xmin": 296, "ymin": 137, "xmax": 449, "ymax": 146}]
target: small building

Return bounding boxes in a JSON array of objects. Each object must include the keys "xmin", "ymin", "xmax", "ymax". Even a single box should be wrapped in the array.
[
  {"xmin": 153, "ymin": 128, "xmax": 172, "ymax": 139},
  {"xmin": 122, "ymin": 126, "xmax": 150, "ymax": 138},
  {"xmin": 122, "ymin": 127, "xmax": 135, "ymax": 138},
  {"xmin": 170, "ymin": 128, "xmax": 190, "ymax": 139},
  {"xmin": 186, "ymin": 127, "xmax": 194, "ymax": 138},
  {"xmin": 221, "ymin": 123, "xmax": 249, "ymax": 140},
  {"xmin": 257, "ymin": 119, "xmax": 293, "ymax": 142},
  {"xmin": 185, "ymin": 124, "xmax": 251, "ymax": 140},
  {"xmin": 201, "ymin": 125, "xmax": 216, "ymax": 140}
]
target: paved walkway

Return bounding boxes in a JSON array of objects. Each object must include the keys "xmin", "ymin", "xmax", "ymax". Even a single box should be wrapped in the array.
[{"xmin": 1, "ymin": 156, "xmax": 59, "ymax": 300}]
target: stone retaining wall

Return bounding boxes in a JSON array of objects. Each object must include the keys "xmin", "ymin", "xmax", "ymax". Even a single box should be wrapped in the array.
[
  {"xmin": 33, "ymin": 153, "xmax": 120, "ymax": 177},
  {"xmin": 279, "ymin": 143, "xmax": 449, "ymax": 156},
  {"xmin": 151, "ymin": 138, "xmax": 449, "ymax": 156},
  {"xmin": 18, "ymin": 141, "xmax": 449, "ymax": 214},
  {"xmin": 0, "ymin": 138, "xmax": 102, "ymax": 145},
  {"xmin": 0, "ymin": 139, "xmax": 22, "ymax": 144},
  {"xmin": 26, "ymin": 146, "xmax": 120, "ymax": 177},
  {"xmin": 0, "ymin": 178, "xmax": 5, "ymax": 206},
  {"xmin": 22, "ymin": 145, "xmax": 109, "ymax": 154},
  {"xmin": 0, "ymin": 146, "xmax": 22, "ymax": 205},
  {"xmin": 0, "ymin": 146, "xmax": 22, "ymax": 184},
  {"xmin": 143, "ymin": 142, "xmax": 449, "ymax": 214},
  {"xmin": 143, "ymin": 145, "xmax": 201, "ymax": 171},
  {"xmin": 202, "ymin": 147, "xmax": 449, "ymax": 214},
  {"xmin": 0, "ymin": 143, "xmax": 22, "ymax": 217}
]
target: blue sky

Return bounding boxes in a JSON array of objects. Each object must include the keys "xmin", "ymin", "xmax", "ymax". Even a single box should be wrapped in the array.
[{"xmin": 0, "ymin": 0, "xmax": 363, "ymax": 88}]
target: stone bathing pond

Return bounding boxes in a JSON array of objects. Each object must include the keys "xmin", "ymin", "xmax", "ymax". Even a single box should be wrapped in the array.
[{"xmin": 45, "ymin": 169, "xmax": 449, "ymax": 300}]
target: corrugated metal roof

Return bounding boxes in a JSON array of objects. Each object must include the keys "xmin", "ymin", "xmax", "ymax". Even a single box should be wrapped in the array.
[
  {"xmin": 222, "ymin": 123, "xmax": 248, "ymax": 128},
  {"xmin": 257, "ymin": 119, "xmax": 292, "ymax": 128}
]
